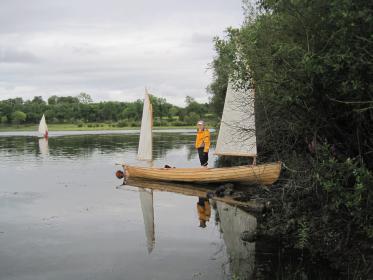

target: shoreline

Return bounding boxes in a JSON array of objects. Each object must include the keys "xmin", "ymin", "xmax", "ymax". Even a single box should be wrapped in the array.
[{"xmin": 0, "ymin": 124, "xmax": 195, "ymax": 132}]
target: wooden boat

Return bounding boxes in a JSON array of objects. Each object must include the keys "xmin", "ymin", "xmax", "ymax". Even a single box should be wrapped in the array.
[
  {"xmin": 123, "ymin": 161, "xmax": 281, "ymax": 185},
  {"xmin": 119, "ymin": 80, "xmax": 281, "ymax": 185}
]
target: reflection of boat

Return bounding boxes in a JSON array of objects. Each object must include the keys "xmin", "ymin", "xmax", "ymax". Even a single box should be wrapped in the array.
[
  {"xmin": 38, "ymin": 114, "xmax": 48, "ymax": 139},
  {"xmin": 216, "ymin": 202, "xmax": 256, "ymax": 280},
  {"xmin": 121, "ymin": 81, "xmax": 281, "ymax": 185},
  {"xmin": 127, "ymin": 178, "xmax": 263, "ymax": 211},
  {"xmin": 38, "ymin": 138, "xmax": 49, "ymax": 156}
]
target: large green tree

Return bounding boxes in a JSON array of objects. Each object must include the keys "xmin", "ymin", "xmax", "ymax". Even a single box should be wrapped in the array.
[{"xmin": 209, "ymin": 0, "xmax": 372, "ymax": 276}]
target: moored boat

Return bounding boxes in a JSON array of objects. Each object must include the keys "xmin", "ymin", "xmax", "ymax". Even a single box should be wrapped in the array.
[
  {"xmin": 119, "ymin": 79, "xmax": 281, "ymax": 185},
  {"xmin": 123, "ymin": 161, "xmax": 281, "ymax": 185}
]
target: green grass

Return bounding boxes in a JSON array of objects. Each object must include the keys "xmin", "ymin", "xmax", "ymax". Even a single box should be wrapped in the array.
[{"xmin": 0, "ymin": 123, "xmax": 195, "ymax": 132}]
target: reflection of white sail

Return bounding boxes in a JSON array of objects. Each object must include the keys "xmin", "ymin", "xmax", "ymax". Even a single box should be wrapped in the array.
[
  {"xmin": 38, "ymin": 138, "xmax": 49, "ymax": 156},
  {"xmin": 215, "ymin": 80, "xmax": 257, "ymax": 157},
  {"xmin": 139, "ymin": 189, "xmax": 155, "ymax": 253},
  {"xmin": 137, "ymin": 90, "xmax": 153, "ymax": 161},
  {"xmin": 217, "ymin": 202, "xmax": 256, "ymax": 280},
  {"xmin": 38, "ymin": 114, "xmax": 48, "ymax": 138}
]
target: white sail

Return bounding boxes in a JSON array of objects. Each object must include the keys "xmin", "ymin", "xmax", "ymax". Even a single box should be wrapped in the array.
[
  {"xmin": 215, "ymin": 80, "xmax": 257, "ymax": 157},
  {"xmin": 38, "ymin": 114, "xmax": 48, "ymax": 138},
  {"xmin": 139, "ymin": 189, "xmax": 155, "ymax": 253},
  {"xmin": 217, "ymin": 202, "xmax": 256, "ymax": 280},
  {"xmin": 137, "ymin": 90, "xmax": 153, "ymax": 161}
]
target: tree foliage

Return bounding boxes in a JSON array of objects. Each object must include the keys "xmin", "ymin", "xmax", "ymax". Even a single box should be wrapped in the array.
[
  {"xmin": 209, "ymin": 0, "xmax": 372, "ymax": 276},
  {"xmin": 0, "ymin": 93, "xmax": 213, "ymax": 126}
]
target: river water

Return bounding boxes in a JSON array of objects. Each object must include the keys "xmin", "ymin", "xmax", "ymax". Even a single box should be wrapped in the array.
[{"xmin": 0, "ymin": 130, "xmax": 340, "ymax": 280}]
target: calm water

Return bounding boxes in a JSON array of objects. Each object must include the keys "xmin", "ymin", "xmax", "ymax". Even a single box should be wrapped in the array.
[
  {"xmin": 0, "ymin": 130, "xmax": 258, "ymax": 280},
  {"xmin": 0, "ymin": 130, "xmax": 341, "ymax": 280}
]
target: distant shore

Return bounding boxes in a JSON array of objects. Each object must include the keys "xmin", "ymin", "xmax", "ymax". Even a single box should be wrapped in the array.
[{"xmin": 0, "ymin": 123, "xmax": 195, "ymax": 132}]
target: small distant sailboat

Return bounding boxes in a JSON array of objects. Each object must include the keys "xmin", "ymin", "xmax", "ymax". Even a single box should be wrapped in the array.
[
  {"xmin": 38, "ymin": 114, "xmax": 48, "ymax": 139},
  {"xmin": 121, "ymin": 80, "xmax": 281, "ymax": 185},
  {"xmin": 137, "ymin": 89, "xmax": 155, "ymax": 253}
]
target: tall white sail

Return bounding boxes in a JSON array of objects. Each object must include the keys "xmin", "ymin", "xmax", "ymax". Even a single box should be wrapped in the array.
[
  {"xmin": 139, "ymin": 189, "xmax": 155, "ymax": 253},
  {"xmin": 38, "ymin": 114, "xmax": 48, "ymax": 138},
  {"xmin": 217, "ymin": 202, "xmax": 256, "ymax": 279},
  {"xmin": 215, "ymin": 80, "xmax": 257, "ymax": 157},
  {"xmin": 137, "ymin": 90, "xmax": 153, "ymax": 161}
]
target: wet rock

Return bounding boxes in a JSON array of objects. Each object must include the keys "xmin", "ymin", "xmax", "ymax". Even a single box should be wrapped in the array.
[
  {"xmin": 223, "ymin": 183, "xmax": 234, "ymax": 189},
  {"xmin": 215, "ymin": 183, "xmax": 235, "ymax": 197},
  {"xmin": 206, "ymin": 191, "xmax": 215, "ymax": 199},
  {"xmin": 215, "ymin": 185, "xmax": 226, "ymax": 197},
  {"xmin": 240, "ymin": 230, "xmax": 256, "ymax": 242}
]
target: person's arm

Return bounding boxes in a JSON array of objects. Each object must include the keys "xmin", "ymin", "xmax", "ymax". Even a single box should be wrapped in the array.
[{"xmin": 203, "ymin": 130, "xmax": 210, "ymax": 152}]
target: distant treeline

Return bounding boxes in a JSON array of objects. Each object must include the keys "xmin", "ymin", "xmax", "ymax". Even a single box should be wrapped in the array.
[{"xmin": 0, "ymin": 93, "xmax": 215, "ymax": 127}]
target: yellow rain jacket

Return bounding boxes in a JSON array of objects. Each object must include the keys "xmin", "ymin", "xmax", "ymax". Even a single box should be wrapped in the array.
[{"xmin": 195, "ymin": 128, "xmax": 211, "ymax": 152}]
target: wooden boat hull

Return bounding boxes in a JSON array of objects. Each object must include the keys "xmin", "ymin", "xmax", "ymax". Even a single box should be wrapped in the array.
[{"xmin": 122, "ymin": 162, "xmax": 281, "ymax": 185}]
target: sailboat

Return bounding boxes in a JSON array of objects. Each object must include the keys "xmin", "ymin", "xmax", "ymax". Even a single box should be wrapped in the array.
[
  {"xmin": 121, "ymin": 82, "xmax": 281, "ymax": 185},
  {"xmin": 38, "ymin": 114, "xmax": 48, "ymax": 139},
  {"xmin": 137, "ymin": 90, "xmax": 155, "ymax": 253}
]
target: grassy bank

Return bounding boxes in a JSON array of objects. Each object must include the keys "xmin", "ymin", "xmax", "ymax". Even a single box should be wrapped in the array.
[{"xmin": 0, "ymin": 123, "xmax": 195, "ymax": 132}]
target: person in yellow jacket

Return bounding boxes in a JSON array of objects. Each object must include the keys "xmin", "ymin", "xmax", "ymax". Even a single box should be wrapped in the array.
[{"xmin": 195, "ymin": 120, "xmax": 210, "ymax": 167}]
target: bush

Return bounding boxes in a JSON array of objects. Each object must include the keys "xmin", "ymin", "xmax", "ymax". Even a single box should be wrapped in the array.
[
  {"xmin": 116, "ymin": 120, "xmax": 128, "ymax": 127},
  {"xmin": 171, "ymin": 120, "xmax": 186, "ymax": 126}
]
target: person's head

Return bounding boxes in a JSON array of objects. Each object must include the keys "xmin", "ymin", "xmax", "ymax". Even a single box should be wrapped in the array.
[
  {"xmin": 115, "ymin": 170, "xmax": 124, "ymax": 179},
  {"xmin": 197, "ymin": 120, "xmax": 205, "ymax": 130}
]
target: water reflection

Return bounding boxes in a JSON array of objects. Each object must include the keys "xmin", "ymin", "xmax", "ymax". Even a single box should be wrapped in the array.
[
  {"xmin": 197, "ymin": 197, "xmax": 211, "ymax": 228},
  {"xmin": 38, "ymin": 138, "xmax": 49, "ymax": 156},
  {"xmin": 0, "ymin": 131, "xmax": 340, "ymax": 279},
  {"xmin": 127, "ymin": 179, "xmax": 256, "ymax": 280},
  {"xmin": 216, "ymin": 202, "xmax": 256, "ymax": 280},
  {"xmin": 139, "ymin": 188, "xmax": 155, "ymax": 254},
  {"xmin": 0, "ymin": 131, "xmax": 201, "ymax": 162}
]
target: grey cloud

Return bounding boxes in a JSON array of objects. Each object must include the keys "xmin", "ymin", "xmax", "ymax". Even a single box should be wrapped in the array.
[
  {"xmin": 0, "ymin": 0, "xmax": 244, "ymax": 105},
  {"xmin": 0, "ymin": 48, "xmax": 39, "ymax": 63}
]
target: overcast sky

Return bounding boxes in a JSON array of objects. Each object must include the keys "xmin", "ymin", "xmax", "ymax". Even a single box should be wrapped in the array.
[{"xmin": 0, "ymin": 0, "xmax": 244, "ymax": 106}]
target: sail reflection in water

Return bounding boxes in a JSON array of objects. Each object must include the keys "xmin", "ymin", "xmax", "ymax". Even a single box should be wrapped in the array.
[
  {"xmin": 128, "ymin": 178, "xmax": 257, "ymax": 279},
  {"xmin": 38, "ymin": 138, "xmax": 49, "ymax": 156},
  {"xmin": 216, "ymin": 202, "xmax": 256, "ymax": 280},
  {"xmin": 139, "ymin": 188, "xmax": 155, "ymax": 253}
]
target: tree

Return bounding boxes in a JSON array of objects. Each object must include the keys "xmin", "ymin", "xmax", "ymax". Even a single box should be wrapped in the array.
[
  {"xmin": 208, "ymin": 0, "xmax": 373, "ymax": 276},
  {"xmin": 77, "ymin": 92, "xmax": 93, "ymax": 104},
  {"xmin": 48, "ymin": 95, "xmax": 59, "ymax": 105},
  {"xmin": 1, "ymin": 116, "xmax": 8, "ymax": 124},
  {"xmin": 31, "ymin": 96, "xmax": 45, "ymax": 104},
  {"xmin": 11, "ymin": 111, "xmax": 27, "ymax": 124}
]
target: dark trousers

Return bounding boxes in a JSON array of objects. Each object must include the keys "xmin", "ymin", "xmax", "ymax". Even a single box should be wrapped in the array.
[{"xmin": 197, "ymin": 148, "xmax": 208, "ymax": 166}]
